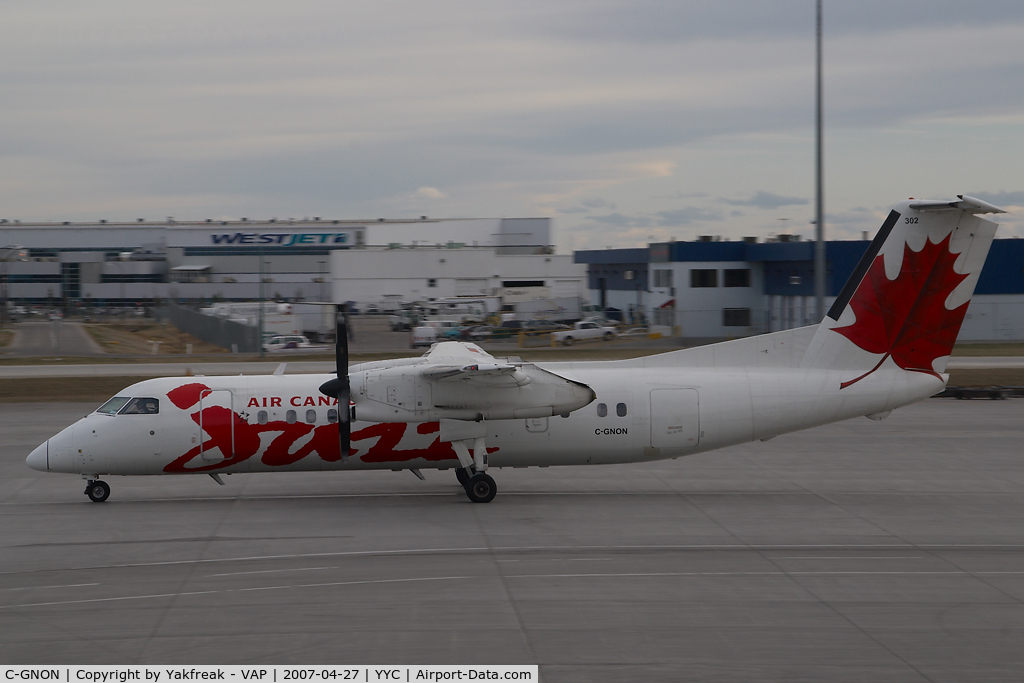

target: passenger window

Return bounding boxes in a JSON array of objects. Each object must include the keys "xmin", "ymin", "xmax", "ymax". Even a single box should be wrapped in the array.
[
  {"xmin": 257, "ymin": 410, "xmax": 268, "ymax": 425},
  {"xmin": 616, "ymin": 403, "xmax": 627, "ymax": 417},
  {"xmin": 120, "ymin": 398, "xmax": 159, "ymax": 415},
  {"xmin": 305, "ymin": 409, "xmax": 317, "ymax": 424},
  {"xmin": 596, "ymin": 403, "xmax": 607, "ymax": 417},
  {"xmin": 327, "ymin": 408, "xmax": 338, "ymax": 423},
  {"xmin": 97, "ymin": 396, "xmax": 130, "ymax": 414},
  {"xmin": 286, "ymin": 409, "xmax": 297, "ymax": 424}
]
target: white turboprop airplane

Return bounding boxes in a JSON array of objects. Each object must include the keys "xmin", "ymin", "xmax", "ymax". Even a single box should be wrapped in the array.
[{"xmin": 26, "ymin": 196, "xmax": 1004, "ymax": 503}]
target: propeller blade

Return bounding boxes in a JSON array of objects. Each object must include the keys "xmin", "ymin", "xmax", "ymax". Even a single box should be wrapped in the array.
[{"xmin": 336, "ymin": 304, "xmax": 350, "ymax": 462}]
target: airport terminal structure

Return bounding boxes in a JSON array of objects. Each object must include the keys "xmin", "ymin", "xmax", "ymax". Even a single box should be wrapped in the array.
[
  {"xmin": 576, "ymin": 236, "xmax": 1024, "ymax": 341},
  {"xmin": 2, "ymin": 217, "xmax": 1022, "ymax": 340}
]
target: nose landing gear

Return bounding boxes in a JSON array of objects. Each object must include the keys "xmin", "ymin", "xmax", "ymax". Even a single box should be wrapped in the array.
[{"xmin": 84, "ymin": 479, "xmax": 110, "ymax": 503}]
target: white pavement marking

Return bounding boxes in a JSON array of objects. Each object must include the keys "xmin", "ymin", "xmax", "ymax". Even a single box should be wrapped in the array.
[
  {"xmin": 1, "ymin": 575, "xmax": 472, "ymax": 610},
  {"xmin": 3, "ymin": 583, "xmax": 99, "ymax": 591},
  {"xmin": 207, "ymin": 566, "xmax": 338, "ymax": 578},
  {"xmin": 773, "ymin": 556, "xmax": 923, "ymax": 560},
  {"xmin": 4, "ymin": 570, "xmax": 1022, "ymax": 611},
  {"xmin": 3, "ymin": 543, "xmax": 1022, "ymax": 577}
]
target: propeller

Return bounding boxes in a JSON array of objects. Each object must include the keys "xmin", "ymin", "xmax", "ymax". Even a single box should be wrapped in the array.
[{"xmin": 318, "ymin": 304, "xmax": 350, "ymax": 462}]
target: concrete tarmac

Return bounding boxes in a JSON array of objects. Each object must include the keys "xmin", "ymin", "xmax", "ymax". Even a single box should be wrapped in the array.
[
  {"xmin": 5, "ymin": 320, "xmax": 106, "ymax": 357},
  {"xmin": 3, "ymin": 400, "xmax": 1024, "ymax": 681}
]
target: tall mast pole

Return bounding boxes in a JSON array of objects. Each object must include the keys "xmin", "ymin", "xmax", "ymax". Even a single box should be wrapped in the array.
[{"xmin": 814, "ymin": 0, "xmax": 826, "ymax": 321}]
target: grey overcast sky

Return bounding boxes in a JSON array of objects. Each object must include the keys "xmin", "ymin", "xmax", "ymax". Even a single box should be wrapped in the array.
[{"xmin": 3, "ymin": 1, "xmax": 1024, "ymax": 251}]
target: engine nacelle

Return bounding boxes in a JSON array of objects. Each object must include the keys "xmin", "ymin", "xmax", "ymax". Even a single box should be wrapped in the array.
[{"xmin": 349, "ymin": 363, "xmax": 594, "ymax": 423}]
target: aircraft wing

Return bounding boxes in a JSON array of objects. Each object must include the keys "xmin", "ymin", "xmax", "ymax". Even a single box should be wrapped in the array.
[{"xmin": 349, "ymin": 341, "xmax": 594, "ymax": 422}]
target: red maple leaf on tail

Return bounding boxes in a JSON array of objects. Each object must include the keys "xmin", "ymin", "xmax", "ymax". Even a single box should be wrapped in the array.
[{"xmin": 834, "ymin": 233, "xmax": 969, "ymax": 389}]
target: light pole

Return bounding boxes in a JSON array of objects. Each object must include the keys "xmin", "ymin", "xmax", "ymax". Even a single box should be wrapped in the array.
[
  {"xmin": 1, "ymin": 245, "xmax": 28, "ymax": 326},
  {"xmin": 258, "ymin": 245, "xmax": 265, "ymax": 358},
  {"xmin": 814, "ymin": 0, "xmax": 826, "ymax": 321}
]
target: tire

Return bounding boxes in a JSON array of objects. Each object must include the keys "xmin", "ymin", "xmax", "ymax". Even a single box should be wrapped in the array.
[
  {"xmin": 603, "ymin": 332, "xmax": 613, "ymax": 341},
  {"xmin": 86, "ymin": 480, "xmax": 110, "ymax": 503},
  {"xmin": 455, "ymin": 467, "xmax": 471, "ymax": 486},
  {"xmin": 465, "ymin": 473, "xmax": 497, "ymax": 503},
  {"xmin": 562, "ymin": 337, "xmax": 574, "ymax": 346}
]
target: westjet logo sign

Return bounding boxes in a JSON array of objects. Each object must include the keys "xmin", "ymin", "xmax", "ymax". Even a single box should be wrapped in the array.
[{"xmin": 210, "ymin": 232, "xmax": 349, "ymax": 246}]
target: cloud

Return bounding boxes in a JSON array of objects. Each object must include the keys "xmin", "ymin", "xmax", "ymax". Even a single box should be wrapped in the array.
[
  {"xmin": 413, "ymin": 187, "xmax": 446, "ymax": 200},
  {"xmin": 1, "ymin": 1, "xmax": 1023, "ymax": 243},
  {"xmin": 587, "ymin": 213, "xmax": 654, "ymax": 227},
  {"xmin": 655, "ymin": 207, "xmax": 723, "ymax": 225},
  {"xmin": 721, "ymin": 191, "xmax": 809, "ymax": 209},
  {"xmin": 583, "ymin": 207, "xmax": 722, "ymax": 228},
  {"xmin": 558, "ymin": 197, "xmax": 616, "ymax": 214}
]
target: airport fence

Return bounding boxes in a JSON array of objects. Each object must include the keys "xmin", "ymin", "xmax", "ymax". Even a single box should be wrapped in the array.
[{"xmin": 159, "ymin": 304, "xmax": 260, "ymax": 353}]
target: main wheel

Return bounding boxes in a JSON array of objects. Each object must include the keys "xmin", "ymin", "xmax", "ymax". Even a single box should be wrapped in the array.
[
  {"xmin": 465, "ymin": 473, "xmax": 497, "ymax": 503},
  {"xmin": 455, "ymin": 467, "xmax": 471, "ymax": 486},
  {"xmin": 86, "ymin": 480, "xmax": 110, "ymax": 503}
]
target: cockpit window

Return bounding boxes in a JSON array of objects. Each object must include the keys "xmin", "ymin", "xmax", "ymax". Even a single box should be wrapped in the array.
[
  {"xmin": 119, "ymin": 398, "xmax": 160, "ymax": 415},
  {"xmin": 97, "ymin": 396, "xmax": 131, "ymax": 414}
]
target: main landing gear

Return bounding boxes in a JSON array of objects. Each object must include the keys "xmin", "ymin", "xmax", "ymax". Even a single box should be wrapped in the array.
[
  {"xmin": 454, "ymin": 467, "xmax": 497, "ymax": 504},
  {"xmin": 84, "ymin": 479, "xmax": 110, "ymax": 503}
]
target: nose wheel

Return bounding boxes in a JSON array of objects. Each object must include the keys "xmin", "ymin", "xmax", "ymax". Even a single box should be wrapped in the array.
[
  {"xmin": 84, "ymin": 480, "xmax": 110, "ymax": 503},
  {"xmin": 464, "ymin": 472, "xmax": 497, "ymax": 504}
]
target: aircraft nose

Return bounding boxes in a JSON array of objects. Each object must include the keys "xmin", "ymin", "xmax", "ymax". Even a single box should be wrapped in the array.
[{"xmin": 26, "ymin": 441, "xmax": 48, "ymax": 472}]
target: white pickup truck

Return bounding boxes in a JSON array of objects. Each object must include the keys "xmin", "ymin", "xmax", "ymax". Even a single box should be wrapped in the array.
[{"xmin": 551, "ymin": 321, "xmax": 617, "ymax": 345}]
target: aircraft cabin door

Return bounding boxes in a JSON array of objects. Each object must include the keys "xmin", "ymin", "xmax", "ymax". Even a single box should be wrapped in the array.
[
  {"xmin": 649, "ymin": 388, "xmax": 700, "ymax": 450},
  {"xmin": 199, "ymin": 389, "xmax": 234, "ymax": 462}
]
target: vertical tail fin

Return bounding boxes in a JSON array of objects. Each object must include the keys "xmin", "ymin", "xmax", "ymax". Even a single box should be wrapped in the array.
[{"xmin": 801, "ymin": 195, "xmax": 1003, "ymax": 386}]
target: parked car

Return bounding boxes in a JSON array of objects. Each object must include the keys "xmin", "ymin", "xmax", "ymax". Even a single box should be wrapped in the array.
[
  {"xmin": 263, "ymin": 334, "xmax": 321, "ymax": 352},
  {"xmin": 552, "ymin": 321, "xmax": 617, "ymax": 346},
  {"xmin": 523, "ymin": 320, "xmax": 569, "ymax": 332},
  {"xmin": 461, "ymin": 325, "xmax": 494, "ymax": 341}
]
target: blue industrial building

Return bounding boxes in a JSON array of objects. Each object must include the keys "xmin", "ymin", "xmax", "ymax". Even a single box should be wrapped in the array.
[{"xmin": 576, "ymin": 238, "xmax": 1024, "ymax": 341}]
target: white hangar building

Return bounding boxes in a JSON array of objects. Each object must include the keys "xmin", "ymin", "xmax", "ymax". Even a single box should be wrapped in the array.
[
  {"xmin": 329, "ymin": 247, "xmax": 586, "ymax": 306},
  {"xmin": 0, "ymin": 216, "xmax": 582, "ymax": 308}
]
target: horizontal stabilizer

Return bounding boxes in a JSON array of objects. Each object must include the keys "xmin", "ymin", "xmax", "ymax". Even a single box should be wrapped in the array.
[{"xmin": 909, "ymin": 195, "xmax": 1006, "ymax": 214}]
